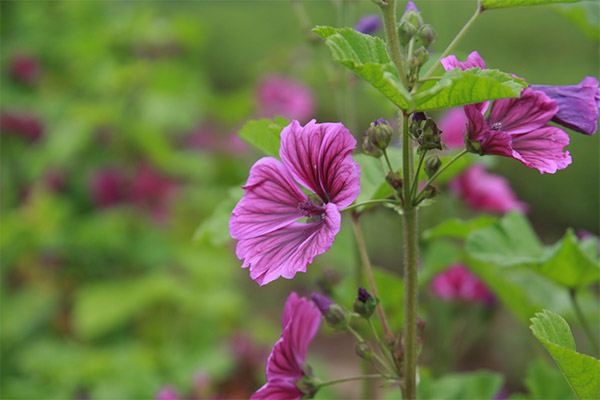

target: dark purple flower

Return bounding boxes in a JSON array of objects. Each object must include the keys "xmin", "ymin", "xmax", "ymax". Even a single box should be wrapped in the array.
[
  {"xmin": 1, "ymin": 111, "xmax": 44, "ymax": 142},
  {"xmin": 91, "ymin": 168, "xmax": 128, "ymax": 208},
  {"xmin": 229, "ymin": 120, "xmax": 361, "ymax": 285},
  {"xmin": 449, "ymin": 164, "xmax": 528, "ymax": 214},
  {"xmin": 10, "ymin": 54, "xmax": 41, "ymax": 85},
  {"xmin": 353, "ymin": 14, "xmax": 381, "ymax": 35},
  {"xmin": 256, "ymin": 76, "xmax": 315, "ymax": 123},
  {"xmin": 531, "ymin": 76, "xmax": 600, "ymax": 135},
  {"xmin": 464, "ymin": 89, "xmax": 572, "ymax": 174},
  {"xmin": 251, "ymin": 292, "xmax": 321, "ymax": 400},
  {"xmin": 155, "ymin": 386, "xmax": 179, "ymax": 400},
  {"xmin": 430, "ymin": 264, "xmax": 494, "ymax": 304}
]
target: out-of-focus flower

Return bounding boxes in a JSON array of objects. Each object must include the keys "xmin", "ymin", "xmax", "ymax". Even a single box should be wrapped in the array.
[
  {"xmin": 230, "ymin": 333, "xmax": 269, "ymax": 369},
  {"xmin": 439, "ymin": 107, "xmax": 467, "ymax": 149},
  {"xmin": 229, "ymin": 120, "xmax": 360, "ymax": 285},
  {"xmin": 405, "ymin": 1, "xmax": 419, "ymax": 13},
  {"xmin": 430, "ymin": 264, "xmax": 494, "ymax": 304},
  {"xmin": 44, "ymin": 170, "xmax": 66, "ymax": 192},
  {"xmin": 155, "ymin": 386, "xmax": 179, "ymax": 400},
  {"xmin": 130, "ymin": 164, "xmax": 176, "ymax": 219},
  {"xmin": 251, "ymin": 292, "xmax": 321, "ymax": 400},
  {"xmin": 449, "ymin": 164, "xmax": 528, "ymax": 214},
  {"xmin": 353, "ymin": 14, "xmax": 381, "ymax": 35},
  {"xmin": 531, "ymin": 76, "xmax": 600, "ymax": 135},
  {"xmin": 1, "ymin": 111, "xmax": 44, "ymax": 142},
  {"xmin": 91, "ymin": 168, "xmax": 128, "ymax": 208},
  {"xmin": 256, "ymin": 76, "xmax": 315, "ymax": 123},
  {"xmin": 10, "ymin": 54, "xmax": 41, "ymax": 85},
  {"xmin": 463, "ymin": 89, "xmax": 571, "ymax": 174}
]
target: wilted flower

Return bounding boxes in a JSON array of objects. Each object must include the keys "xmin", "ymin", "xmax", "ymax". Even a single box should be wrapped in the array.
[
  {"xmin": 353, "ymin": 14, "xmax": 381, "ymax": 35},
  {"xmin": 430, "ymin": 264, "xmax": 494, "ymax": 304},
  {"xmin": 449, "ymin": 164, "xmax": 528, "ymax": 214},
  {"xmin": 1, "ymin": 111, "xmax": 44, "ymax": 142},
  {"xmin": 251, "ymin": 292, "xmax": 321, "ymax": 400},
  {"xmin": 91, "ymin": 168, "xmax": 128, "ymax": 208},
  {"xmin": 10, "ymin": 54, "xmax": 41, "ymax": 85},
  {"xmin": 256, "ymin": 76, "xmax": 315, "ymax": 123},
  {"xmin": 531, "ymin": 76, "xmax": 600, "ymax": 136},
  {"xmin": 229, "ymin": 120, "xmax": 360, "ymax": 285}
]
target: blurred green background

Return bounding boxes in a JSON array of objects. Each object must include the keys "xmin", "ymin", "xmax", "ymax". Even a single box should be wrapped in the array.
[{"xmin": 1, "ymin": 1, "xmax": 598, "ymax": 399}]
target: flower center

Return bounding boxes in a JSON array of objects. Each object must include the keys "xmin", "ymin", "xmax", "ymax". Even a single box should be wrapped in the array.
[
  {"xmin": 490, "ymin": 121, "xmax": 503, "ymax": 130},
  {"xmin": 297, "ymin": 196, "xmax": 326, "ymax": 218}
]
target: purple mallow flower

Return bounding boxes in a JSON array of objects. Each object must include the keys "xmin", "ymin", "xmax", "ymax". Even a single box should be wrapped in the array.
[
  {"xmin": 229, "ymin": 120, "xmax": 361, "ymax": 285},
  {"xmin": 251, "ymin": 292, "xmax": 321, "ymax": 400},
  {"xmin": 256, "ymin": 75, "xmax": 315, "ymax": 123},
  {"xmin": 441, "ymin": 51, "xmax": 489, "ymax": 114},
  {"xmin": 449, "ymin": 164, "xmax": 528, "ymax": 214},
  {"xmin": 353, "ymin": 14, "xmax": 381, "ymax": 35},
  {"xmin": 531, "ymin": 77, "xmax": 600, "ymax": 135},
  {"xmin": 430, "ymin": 264, "xmax": 494, "ymax": 305},
  {"xmin": 439, "ymin": 107, "xmax": 467, "ymax": 149}
]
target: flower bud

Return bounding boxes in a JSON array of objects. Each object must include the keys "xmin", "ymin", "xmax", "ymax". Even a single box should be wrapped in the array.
[
  {"xmin": 417, "ymin": 24, "xmax": 437, "ymax": 47},
  {"xmin": 366, "ymin": 118, "xmax": 393, "ymax": 151},
  {"xmin": 424, "ymin": 156, "xmax": 441, "ymax": 178},
  {"xmin": 362, "ymin": 135, "xmax": 383, "ymax": 157},
  {"xmin": 402, "ymin": 2, "xmax": 423, "ymax": 29},
  {"xmin": 296, "ymin": 374, "xmax": 320, "ymax": 399},
  {"xmin": 386, "ymin": 171, "xmax": 403, "ymax": 192},
  {"xmin": 422, "ymin": 184, "xmax": 439, "ymax": 199},
  {"xmin": 418, "ymin": 119, "xmax": 442, "ymax": 151},
  {"xmin": 398, "ymin": 20, "xmax": 416, "ymax": 46},
  {"xmin": 311, "ymin": 293, "xmax": 347, "ymax": 329},
  {"xmin": 413, "ymin": 47, "xmax": 429, "ymax": 66},
  {"xmin": 355, "ymin": 342, "xmax": 373, "ymax": 360},
  {"xmin": 407, "ymin": 56, "xmax": 420, "ymax": 72},
  {"xmin": 353, "ymin": 287, "xmax": 379, "ymax": 319}
]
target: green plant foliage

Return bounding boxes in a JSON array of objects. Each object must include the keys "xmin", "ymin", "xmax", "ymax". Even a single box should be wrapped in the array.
[
  {"xmin": 482, "ymin": 0, "xmax": 580, "ymax": 9},
  {"xmin": 194, "ymin": 187, "xmax": 244, "ymax": 246},
  {"xmin": 413, "ymin": 68, "xmax": 526, "ymax": 111},
  {"xmin": 237, "ymin": 116, "xmax": 290, "ymax": 158},
  {"xmin": 352, "ymin": 147, "xmax": 403, "ymax": 210},
  {"xmin": 313, "ymin": 26, "xmax": 412, "ymax": 110},
  {"xmin": 554, "ymin": 2, "xmax": 600, "ymax": 42},
  {"xmin": 529, "ymin": 310, "xmax": 600, "ymax": 400},
  {"xmin": 517, "ymin": 358, "xmax": 577, "ymax": 399},
  {"xmin": 417, "ymin": 370, "xmax": 504, "ymax": 399},
  {"xmin": 423, "ymin": 215, "xmax": 498, "ymax": 241},
  {"xmin": 418, "ymin": 240, "xmax": 463, "ymax": 287}
]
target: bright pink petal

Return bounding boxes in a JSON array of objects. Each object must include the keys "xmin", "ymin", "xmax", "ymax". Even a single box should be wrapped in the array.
[
  {"xmin": 280, "ymin": 120, "xmax": 360, "ymax": 208},
  {"xmin": 439, "ymin": 108, "xmax": 467, "ymax": 149},
  {"xmin": 251, "ymin": 380, "xmax": 303, "ymax": 400},
  {"xmin": 230, "ymin": 157, "xmax": 321, "ymax": 240},
  {"xmin": 510, "ymin": 126, "xmax": 572, "ymax": 174},
  {"xmin": 464, "ymin": 105, "xmax": 514, "ymax": 158},
  {"xmin": 487, "ymin": 89, "xmax": 558, "ymax": 134},
  {"xmin": 237, "ymin": 203, "xmax": 341, "ymax": 286},
  {"xmin": 440, "ymin": 51, "xmax": 487, "ymax": 71}
]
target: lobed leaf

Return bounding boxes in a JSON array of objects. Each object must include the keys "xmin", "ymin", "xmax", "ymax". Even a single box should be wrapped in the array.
[
  {"xmin": 530, "ymin": 310, "xmax": 600, "ymax": 400},
  {"xmin": 482, "ymin": 0, "xmax": 581, "ymax": 10}
]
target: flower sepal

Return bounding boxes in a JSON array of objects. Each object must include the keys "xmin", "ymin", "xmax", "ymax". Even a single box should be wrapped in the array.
[
  {"xmin": 353, "ymin": 287, "xmax": 380, "ymax": 319},
  {"xmin": 466, "ymin": 138, "xmax": 483, "ymax": 155},
  {"xmin": 297, "ymin": 370, "xmax": 321, "ymax": 399}
]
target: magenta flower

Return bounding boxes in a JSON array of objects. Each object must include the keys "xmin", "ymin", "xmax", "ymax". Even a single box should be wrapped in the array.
[
  {"xmin": 229, "ymin": 120, "xmax": 360, "ymax": 285},
  {"xmin": 129, "ymin": 164, "xmax": 176, "ymax": 219},
  {"xmin": 91, "ymin": 168, "xmax": 128, "ymax": 208},
  {"xmin": 1, "ymin": 111, "xmax": 44, "ymax": 142},
  {"xmin": 256, "ymin": 76, "xmax": 315, "ymax": 123},
  {"xmin": 449, "ymin": 164, "xmax": 528, "ymax": 214},
  {"xmin": 430, "ymin": 264, "xmax": 494, "ymax": 304},
  {"xmin": 353, "ymin": 14, "xmax": 381, "ymax": 35},
  {"xmin": 10, "ymin": 54, "xmax": 41, "ymax": 85},
  {"xmin": 464, "ymin": 88, "xmax": 572, "ymax": 174},
  {"xmin": 155, "ymin": 386, "xmax": 179, "ymax": 400},
  {"xmin": 531, "ymin": 76, "xmax": 600, "ymax": 136},
  {"xmin": 439, "ymin": 107, "xmax": 467, "ymax": 149},
  {"xmin": 251, "ymin": 292, "xmax": 321, "ymax": 400},
  {"xmin": 441, "ymin": 51, "xmax": 489, "ymax": 114}
]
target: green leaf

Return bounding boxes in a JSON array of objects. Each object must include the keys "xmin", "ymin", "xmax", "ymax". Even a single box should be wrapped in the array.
[
  {"xmin": 482, "ymin": 0, "xmax": 580, "ymax": 10},
  {"xmin": 423, "ymin": 215, "xmax": 498, "ymax": 241},
  {"xmin": 353, "ymin": 154, "xmax": 392, "ymax": 208},
  {"xmin": 523, "ymin": 358, "xmax": 577, "ymax": 399},
  {"xmin": 418, "ymin": 370, "xmax": 504, "ymax": 399},
  {"xmin": 413, "ymin": 68, "xmax": 526, "ymax": 111},
  {"xmin": 530, "ymin": 310, "xmax": 600, "ymax": 400},
  {"xmin": 194, "ymin": 187, "xmax": 243, "ymax": 246},
  {"xmin": 313, "ymin": 26, "xmax": 412, "ymax": 110},
  {"xmin": 534, "ymin": 229, "xmax": 600, "ymax": 288},
  {"xmin": 419, "ymin": 240, "xmax": 463, "ymax": 287},
  {"xmin": 237, "ymin": 116, "xmax": 289, "ymax": 158}
]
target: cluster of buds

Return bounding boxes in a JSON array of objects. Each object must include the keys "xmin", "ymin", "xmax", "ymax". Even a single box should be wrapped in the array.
[
  {"xmin": 362, "ymin": 118, "xmax": 393, "ymax": 157},
  {"xmin": 398, "ymin": 2, "xmax": 438, "ymax": 87},
  {"xmin": 410, "ymin": 112, "xmax": 443, "ymax": 152}
]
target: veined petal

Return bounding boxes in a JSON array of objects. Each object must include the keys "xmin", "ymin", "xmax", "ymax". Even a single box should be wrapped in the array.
[
  {"xmin": 465, "ymin": 104, "xmax": 513, "ymax": 157},
  {"xmin": 237, "ymin": 203, "xmax": 341, "ymax": 286},
  {"xmin": 230, "ymin": 157, "xmax": 314, "ymax": 240},
  {"xmin": 511, "ymin": 126, "xmax": 572, "ymax": 174},
  {"xmin": 250, "ymin": 380, "xmax": 303, "ymax": 400},
  {"xmin": 280, "ymin": 120, "xmax": 360, "ymax": 208},
  {"xmin": 487, "ymin": 88, "xmax": 558, "ymax": 134},
  {"xmin": 440, "ymin": 51, "xmax": 487, "ymax": 71}
]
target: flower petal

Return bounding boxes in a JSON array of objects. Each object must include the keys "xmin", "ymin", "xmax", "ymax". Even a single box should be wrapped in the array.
[
  {"xmin": 440, "ymin": 51, "xmax": 487, "ymax": 71},
  {"xmin": 237, "ymin": 203, "xmax": 341, "ymax": 285},
  {"xmin": 280, "ymin": 120, "xmax": 360, "ymax": 208},
  {"xmin": 439, "ymin": 107, "xmax": 467, "ymax": 149},
  {"xmin": 250, "ymin": 380, "xmax": 303, "ymax": 400},
  {"xmin": 465, "ymin": 104, "xmax": 513, "ymax": 158},
  {"xmin": 511, "ymin": 126, "xmax": 572, "ymax": 174},
  {"xmin": 487, "ymin": 88, "xmax": 557, "ymax": 134},
  {"xmin": 230, "ymin": 157, "xmax": 314, "ymax": 240}
]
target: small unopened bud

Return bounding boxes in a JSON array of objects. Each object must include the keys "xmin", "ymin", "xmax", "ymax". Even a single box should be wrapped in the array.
[
  {"xmin": 311, "ymin": 293, "xmax": 347, "ymax": 329},
  {"xmin": 408, "ymin": 56, "xmax": 420, "ymax": 72},
  {"xmin": 386, "ymin": 171, "xmax": 403, "ymax": 192},
  {"xmin": 417, "ymin": 24, "xmax": 437, "ymax": 47},
  {"xmin": 362, "ymin": 135, "xmax": 383, "ymax": 157},
  {"xmin": 424, "ymin": 156, "xmax": 441, "ymax": 178},
  {"xmin": 422, "ymin": 184, "xmax": 439, "ymax": 199},
  {"xmin": 402, "ymin": 2, "xmax": 423, "ymax": 29},
  {"xmin": 355, "ymin": 342, "xmax": 372, "ymax": 360},
  {"xmin": 366, "ymin": 118, "xmax": 393, "ymax": 151},
  {"xmin": 418, "ymin": 119, "xmax": 442, "ymax": 151},
  {"xmin": 353, "ymin": 287, "xmax": 379, "ymax": 319},
  {"xmin": 398, "ymin": 20, "xmax": 416, "ymax": 46},
  {"xmin": 413, "ymin": 47, "xmax": 429, "ymax": 66}
]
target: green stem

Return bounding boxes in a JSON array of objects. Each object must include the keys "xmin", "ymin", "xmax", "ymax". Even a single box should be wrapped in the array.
[
  {"xmin": 421, "ymin": 3, "xmax": 483, "ymax": 80},
  {"xmin": 569, "ymin": 289, "xmax": 600, "ymax": 356},
  {"xmin": 368, "ymin": 319, "xmax": 399, "ymax": 375},
  {"xmin": 351, "ymin": 214, "xmax": 394, "ymax": 341},
  {"xmin": 414, "ymin": 148, "xmax": 467, "ymax": 204},
  {"xmin": 410, "ymin": 150, "xmax": 427, "ymax": 202},
  {"xmin": 379, "ymin": 0, "xmax": 409, "ymax": 89},
  {"xmin": 401, "ymin": 111, "xmax": 419, "ymax": 400},
  {"xmin": 319, "ymin": 374, "xmax": 384, "ymax": 388},
  {"xmin": 342, "ymin": 199, "xmax": 401, "ymax": 213},
  {"xmin": 382, "ymin": 148, "xmax": 395, "ymax": 174}
]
